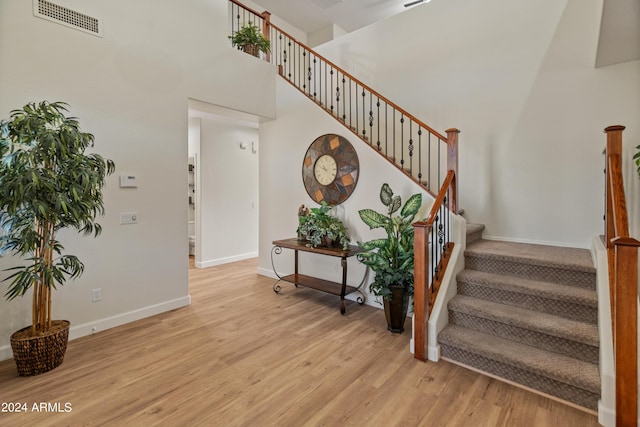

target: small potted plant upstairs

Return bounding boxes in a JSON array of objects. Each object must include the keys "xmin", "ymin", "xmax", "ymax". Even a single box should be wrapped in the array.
[
  {"xmin": 228, "ymin": 22, "xmax": 271, "ymax": 57},
  {"xmin": 0, "ymin": 101, "xmax": 115, "ymax": 376},
  {"xmin": 358, "ymin": 184, "xmax": 422, "ymax": 333}
]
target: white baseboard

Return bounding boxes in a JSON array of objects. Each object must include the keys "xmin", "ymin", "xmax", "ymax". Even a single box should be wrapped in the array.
[
  {"xmin": 257, "ymin": 266, "xmax": 277, "ymax": 279},
  {"xmin": 0, "ymin": 295, "xmax": 191, "ymax": 362},
  {"xmin": 196, "ymin": 252, "xmax": 258, "ymax": 268}
]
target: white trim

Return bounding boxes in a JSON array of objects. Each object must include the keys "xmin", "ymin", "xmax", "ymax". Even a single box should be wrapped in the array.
[
  {"xmin": 593, "ymin": 236, "xmax": 615, "ymax": 427},
  {"xmin": 0, "ymin": 295, "xmax": 191, "ymax": 362},
  {"xmin": 195, "ymin": 252, "xmax": 258, "ymax": 268}
]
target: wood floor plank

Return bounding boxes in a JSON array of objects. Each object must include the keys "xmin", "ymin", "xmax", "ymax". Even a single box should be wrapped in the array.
[{"xmin": 0, "ymin": 257, "xmax": 600, "ymax": 426}]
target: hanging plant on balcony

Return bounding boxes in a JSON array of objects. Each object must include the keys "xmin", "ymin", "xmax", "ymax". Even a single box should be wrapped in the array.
[
  {"xmin": 228, "ymin": 22, "xmax": 271, "ymax": 57},
  {"xmin": 0, "ymin": 101, "xmax": 115, "ymax": 376}
]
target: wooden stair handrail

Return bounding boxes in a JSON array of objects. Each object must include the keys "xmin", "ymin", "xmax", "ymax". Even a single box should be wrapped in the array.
[
  {"xmin": 413, "ymin": 170, "xmax": 456, "ymax": 361},
  {"xmin": 228, "ymin": 0, "xmax": 446, "ymax": 141},
  {"xmin": 262, "ymin": 19, "xmax": 447, "ymax": 142},
  {"xmin": 604, "ymin": 125, "xmax": 639, "ymax": 427}
]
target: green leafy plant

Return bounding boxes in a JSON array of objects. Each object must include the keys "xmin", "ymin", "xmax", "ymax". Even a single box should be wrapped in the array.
[
  {"xmin": 0, "ymin": 101, "xmax": 115, "ymax": 336},
  {"xmin": 297, "ymin": 202, "xmax": 351, "ymax": 250},
  {"xmin": 358, "ymin": 184, "xmax": 422, "ymax": 301},
  {"xmin": 228, "ymin": 22, "xmax": 271, "ymax": 56},
  {"xmin": 633, "ymin": 145, "xmax": 640, "ymax": 179}
]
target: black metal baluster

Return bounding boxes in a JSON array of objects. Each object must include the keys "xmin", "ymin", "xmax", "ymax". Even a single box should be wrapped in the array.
[
  {"xmin": 408, "ymin": 120, "xmax": 414, "ymax": 176},
  {"xmin": 303, "ymin": 50, "xmax": 308, "ymax": 93},
  {"xmin": 286, "ymin": 38, "xmax": 291, "ymax": 80},
  {"xmin": 400, "ymin": 114, "xmax": 405, "ymax": 170},
  {"xmin": 355, "ymin": 83, "xmax": 359, "ymax": 135},
  {"xmin": 369, "ymin": 94, "xmax": 374, "ymax": 143},
  {"xmin": 428, "ymin": 132, "xmax": 432, "ymax": 192},
  {"xmin": 376, "ymin": 97, "xmax": 381, "ymax": 151},
  {"xmin": 361, "ymin": 88, "xmax": 366, "ymax": 140},
  {"xmin": 385, "ymin": 104, "xmax": 388, "ymax": 156},
  {"xmin": 330, "ymin": 67, "xmax": 334, "ymax": 115},
  {"xmin": 349, "ymin": 80, "xmax": 352, "ymax": 129},
  {"xmin": 313, "ymin": 56, "xmax": 317, "ymax": 100},
  {"xmin": 418, "ymin": 128, "xmax": 423, "ymax": 185},
  {"xmin": 342, "ymin": 77, "xmax": 346, "ymax": 122},
  {"xmin": 392, "ymin": 109, "xmax": 396, "ymax": 162},
  {"xmin": 324, "ymin": 62, "xmax": 328, "ymax": 110},
  {"xmin": 335, "ymin": 71, "xmax": 340, "ymax": 119},
  {"xmin": 438, "ymin": 134, "xmax": 441, "ymax": 189}
]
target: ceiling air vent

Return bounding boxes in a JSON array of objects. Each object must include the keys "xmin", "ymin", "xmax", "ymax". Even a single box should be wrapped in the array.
[{"xmin": 33, "ymin": 0, "xmax": 102, "ymax": 37}]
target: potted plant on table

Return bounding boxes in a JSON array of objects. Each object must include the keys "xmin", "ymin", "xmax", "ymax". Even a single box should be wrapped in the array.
[
  {"xmin": 358, "ymin": 184, "xmax": 422, "ymax": 333},
  {"xmin": 228, "ymin": 22, "xmax": 271, "ymax": 57},
  {"xmin": 0, "ymin": 101, "xmax": 115, "ymax": 376},
  {"xmin": 297, "ymin": 202, "xmax": 351, "ymax": 250}
]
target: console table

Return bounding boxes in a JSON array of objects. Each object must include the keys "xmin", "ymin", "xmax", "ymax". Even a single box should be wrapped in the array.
[{"xmin": 271, "ymin": 238, "xmax": 367, "ymax": 314}]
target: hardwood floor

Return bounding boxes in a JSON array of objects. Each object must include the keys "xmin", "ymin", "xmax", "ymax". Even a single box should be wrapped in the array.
[{"xmin": 0, "ymin": 258, "xmax": 600, "ymax": 426}]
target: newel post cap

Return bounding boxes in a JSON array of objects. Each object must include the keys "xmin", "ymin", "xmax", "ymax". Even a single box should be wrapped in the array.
[{"xmin": 604, "ymin": 125, "xmax": 625, "ymax": 133}]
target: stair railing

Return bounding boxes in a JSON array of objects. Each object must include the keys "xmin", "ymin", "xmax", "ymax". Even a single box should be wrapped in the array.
[
  {"xmin": 603, "ymin": 125, "xmax": 639, "ymax": 427},
  {"xmin": 228, "ymin": 0, "xmax": 458, "ymax": 198},
  {"xmin": 412, "ymin": 170, "xmax": 457, "ymax": 361}
]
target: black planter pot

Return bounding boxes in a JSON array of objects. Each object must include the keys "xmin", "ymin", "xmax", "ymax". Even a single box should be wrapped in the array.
[{"xmin": 383, "ymin": 285, "xmax": 409, "ymax": 333}]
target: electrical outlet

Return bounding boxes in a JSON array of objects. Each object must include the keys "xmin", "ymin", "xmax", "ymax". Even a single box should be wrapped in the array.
[{"xmin": 91, "ymin": 288, "xmax": 102, "ymax": 302}]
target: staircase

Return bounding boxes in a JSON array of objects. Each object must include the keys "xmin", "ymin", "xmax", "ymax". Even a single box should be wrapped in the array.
[{"xmin": 438, "ymin": 224, "xmax": 600, "ymax": 410}]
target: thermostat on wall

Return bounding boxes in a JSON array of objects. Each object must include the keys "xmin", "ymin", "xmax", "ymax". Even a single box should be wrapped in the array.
[{"xmin": 119, "ymin": 175, "xmax": 137, "ymax": 188}]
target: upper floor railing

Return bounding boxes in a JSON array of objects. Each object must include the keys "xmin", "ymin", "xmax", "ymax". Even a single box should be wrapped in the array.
[
  {"xmin": 228, "ymin": 0, "xmax": 458, "ymax": 199},
  {"xmin": 603, "ymin": 125, "xmax": 638, "ymax": 427}
]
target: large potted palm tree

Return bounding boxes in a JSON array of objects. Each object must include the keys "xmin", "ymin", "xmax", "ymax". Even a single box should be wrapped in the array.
[
  {"xmin": 0, "ymin": 101, "xmax": 115, "ymax": 376},
  {"xmin": 358, "ymin": 184, "xmax": 422, "ymax": 333}
]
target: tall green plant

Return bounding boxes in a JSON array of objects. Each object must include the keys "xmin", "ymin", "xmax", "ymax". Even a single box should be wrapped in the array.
[
  {"xmin": 0, "ymin": 101, "xmax": 115, "ymax": 335},
  {"xmin": 358, "ymin": 184, "xmax": 422, "ymax": 301}
]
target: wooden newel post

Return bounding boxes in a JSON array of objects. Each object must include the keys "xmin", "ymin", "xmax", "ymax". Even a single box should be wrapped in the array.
[
  {"xmin": 413, "ymin": 222, "xmax": 430, "ymax": 362},
  {"xmin": 446, "ymin": 128, "xmax": 460, "ymax": 212},
  {"xmin": 604, "ymin": 125, "xmax": 625, "ymax": 249},
  {"xmin": 261, "ymin": 11, "xmax": 271, "ymax": 63},
  {"xmin": 612, "ymin": 236, "xmax": 639, "ymax": 427}
]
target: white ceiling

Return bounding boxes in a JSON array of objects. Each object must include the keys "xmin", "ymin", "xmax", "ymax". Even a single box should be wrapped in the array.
[
  {"xmin": 251, "ymin": 0, "xmax": 425, "ymax": 35},
  {"xmin": 252, "ymin": 0, "xmax": 638, "ymax": 67}
]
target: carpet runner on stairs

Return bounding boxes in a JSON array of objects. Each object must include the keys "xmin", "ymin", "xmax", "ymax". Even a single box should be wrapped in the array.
[{"xmin": 438, "ymin": 224, "xmax": 600, "ymax": 410}]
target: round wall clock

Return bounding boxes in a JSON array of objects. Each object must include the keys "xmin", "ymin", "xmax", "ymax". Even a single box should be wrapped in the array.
[{"xmin": 302, "ymin": 134, "xmax": 359, "ymax": 205}]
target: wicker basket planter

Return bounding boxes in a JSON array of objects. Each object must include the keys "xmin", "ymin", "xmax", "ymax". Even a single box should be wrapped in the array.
[
  {"xmin": 10, "ymin": 320, "xmax": 70, "ymax": 376},
  {"xmin": 242, "ymin": 44, "xmax": 259, "ymax": 57}
]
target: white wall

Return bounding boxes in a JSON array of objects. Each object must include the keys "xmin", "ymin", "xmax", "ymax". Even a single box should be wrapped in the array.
[
  {"xmin": 258, "ymin": 78, "xmax": 434, "ymax": 307},
  {"xmin": 196, "ymin": 115, "xmax": 260, "ymax": 267},
  {"xmin": 311, "ymin": 0, "xmax": 640, "ymax": 248},
  {"xmin": 0, "ymin": 0, "xmax": 276, "ymax": 359}
]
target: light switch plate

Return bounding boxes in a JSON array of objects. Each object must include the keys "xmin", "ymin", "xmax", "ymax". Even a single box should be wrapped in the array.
[
  {"xmin": 120, "ymin": 212, "xmax": 137, "ymax": 224},
  {"xmin": 119, "ymin": 175, "xmax": 137, "ymax": 188}
]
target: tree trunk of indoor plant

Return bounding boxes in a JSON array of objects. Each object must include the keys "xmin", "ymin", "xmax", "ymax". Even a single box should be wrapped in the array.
[{"xmin": 383, "ymin": 285, "xmax": 410, "ymax": 333}]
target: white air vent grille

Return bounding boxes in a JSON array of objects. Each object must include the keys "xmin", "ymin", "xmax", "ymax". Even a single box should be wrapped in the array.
[{"xmin": 33, "ymin": 0, "xmax": 102, "ymax": 37}]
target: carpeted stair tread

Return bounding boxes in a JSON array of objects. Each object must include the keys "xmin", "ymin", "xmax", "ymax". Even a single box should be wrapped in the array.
[
  {"xmin": 456, "ymin": 269, "xmax": 597, "ymax": 310},
  {"xmin": 466, "ymin": 239, "xmax": 595, "ymax": 273},
  {"xmin": 448, "ymin": 295, "xmax": 599, "ymax": 347},
  {"xmin": 438, "ymin": 324, "xmax": 600, "ymax": 394}
]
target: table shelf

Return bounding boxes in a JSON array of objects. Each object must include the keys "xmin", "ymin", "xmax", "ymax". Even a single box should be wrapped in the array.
[{"xmin": 271, "ymin": 238, "xmax": 367, "ymax": 314}]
